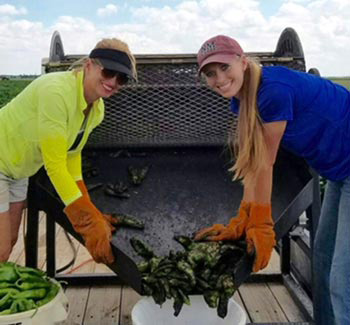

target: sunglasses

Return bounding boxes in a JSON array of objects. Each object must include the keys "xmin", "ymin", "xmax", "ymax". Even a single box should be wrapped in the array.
[{"xmin": 96, "ymin": 63, "xmax": 130, "ymax": 85}]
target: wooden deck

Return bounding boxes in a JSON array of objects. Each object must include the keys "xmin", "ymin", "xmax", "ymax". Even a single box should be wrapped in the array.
[{"xmin": 9, "ymin": 212, "xmax": 309, "ymax": 324}]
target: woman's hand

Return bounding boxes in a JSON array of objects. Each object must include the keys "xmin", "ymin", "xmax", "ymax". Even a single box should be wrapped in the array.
[
  {"xmin": 64, "ymin": 195, "xmax": 115, "ymax": 264},
  {"xmin": 194, "ymin": 201, "xmax": 251, "ymax": 241},
  {"xmin": 245, "ymin": 203, "xmax": 276, "ymax": 272}
]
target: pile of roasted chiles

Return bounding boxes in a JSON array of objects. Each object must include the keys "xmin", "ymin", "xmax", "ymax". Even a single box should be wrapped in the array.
[{"xmin": 131, "ymin": 236, "xmax": 246, "ymax": 318}]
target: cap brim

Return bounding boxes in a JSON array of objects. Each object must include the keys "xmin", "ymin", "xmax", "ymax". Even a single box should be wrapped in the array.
[
  {"xmin": 198, "ymin": 53, "xmax": 237, "ymax": 76},
  {"xmin": 98, "ymin": 58, "xmax": 136, "ymax": 81}
]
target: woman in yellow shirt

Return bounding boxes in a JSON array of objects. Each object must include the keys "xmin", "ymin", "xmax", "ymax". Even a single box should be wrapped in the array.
[{"xmin": 0, "ymin": 38, "xmax": 137, "ymax": 265}]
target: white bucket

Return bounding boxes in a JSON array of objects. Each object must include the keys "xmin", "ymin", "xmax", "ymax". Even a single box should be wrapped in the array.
[
  {"xmin": 132, "ymin": 295, "xmax": 246, "ymax": 325},
  {"xmin": 0, "ymin": 280, "xmax": 68, "ymax": 325}
]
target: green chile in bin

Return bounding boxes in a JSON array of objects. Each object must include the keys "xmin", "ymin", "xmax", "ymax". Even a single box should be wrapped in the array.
[
  {"xmin": 0, "ymin": 262, "xmax": 61, "ymax": 315},
  {"xmin": 0, "ymin": 262, "xmax": 18, "ymax": 283}
]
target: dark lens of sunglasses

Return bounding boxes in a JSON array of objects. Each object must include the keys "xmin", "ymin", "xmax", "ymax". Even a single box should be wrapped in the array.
[
  {"xmin": 117, "ymin": 73, "xmax": 129, "ymax": 85},
  {"xmin": 101, "ymin": 68, "xmax": 117, "ymax": 79},
  {"xmin": 101, "ymin": 68, "xmax": 129, "ymax": 85}
]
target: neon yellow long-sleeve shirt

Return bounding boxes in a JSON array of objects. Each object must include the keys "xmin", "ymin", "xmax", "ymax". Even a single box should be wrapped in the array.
[{"xmin": 0, "ymin": 70, "xmax": 104, "ymax": 205}]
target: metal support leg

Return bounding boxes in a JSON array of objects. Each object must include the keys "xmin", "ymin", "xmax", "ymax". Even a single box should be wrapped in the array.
[
  {"xmin": 46, "ymin": 213, "xmax": 56, "ymax": 277},
  {"xmin": 307, "ymin": 171, "xmax": 321, "ymax": 316},
  {"xmin": 25, "ymin": 177, "xmax": 39, "ymax": 268},
  {"xmin": 280, "ymin": 235, "xmax": 291, "ymax": 275}
]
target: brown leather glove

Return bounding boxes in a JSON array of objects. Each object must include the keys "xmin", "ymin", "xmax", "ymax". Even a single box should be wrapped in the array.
[
  {"xmin": 76, "ymin": 180, "xmax": 116, "ymax": 232},
  {"xmin": 246, "ymin": 203, "xmax": 276, "ymax": 272},
  {"xmin": 64, "ymin": 195, "xmax": 115, "ymax": 264},
  {"xmin": 194, "ymin": 201, "xmax": 251, "ymax": 241}
]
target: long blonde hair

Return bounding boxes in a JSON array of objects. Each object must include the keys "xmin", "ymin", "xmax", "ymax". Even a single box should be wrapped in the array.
[
  {"xmin": 70, "ymin": 38, "xmax": 137, "ymax": 80},
  {"xmin": 228, "ymin": 58, "xmax": 267, "ymax": 185}
]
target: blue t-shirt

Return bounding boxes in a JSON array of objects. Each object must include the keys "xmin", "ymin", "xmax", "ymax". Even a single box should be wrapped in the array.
[{"xmin": 230, "ymin": 66, "xmax": 350, "ymax": 181}]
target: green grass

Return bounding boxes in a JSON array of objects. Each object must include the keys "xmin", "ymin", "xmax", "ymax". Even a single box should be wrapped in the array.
[
  {"xmin": 0, "ymin": 79, "xmax": 33, "ymax": 108},
  {"xmin": 327, "ymin": 77, "xmax": 350, "ymax": 89}
]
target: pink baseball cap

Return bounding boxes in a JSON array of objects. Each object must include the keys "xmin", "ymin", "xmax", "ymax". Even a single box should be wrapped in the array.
[{"xmin": 197, "ymin": 35, "xmax": 244, "ymax": 75}]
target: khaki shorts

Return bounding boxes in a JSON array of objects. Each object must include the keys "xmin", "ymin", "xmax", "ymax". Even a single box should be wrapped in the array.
[{"xmin": 0, "ymin": 172, "xmax": 28, "ymax": 213}]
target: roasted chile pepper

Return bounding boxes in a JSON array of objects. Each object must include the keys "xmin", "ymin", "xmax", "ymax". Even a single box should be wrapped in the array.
[
  {"xmin": 108, "ymin": 213, "xmax": 144, "ymax": 229},
  {"xmin": 128, "ymin": 165, "xmax": 149, "ymax": 185}
]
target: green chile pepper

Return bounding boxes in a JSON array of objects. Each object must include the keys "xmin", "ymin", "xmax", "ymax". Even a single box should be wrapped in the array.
[
  {"xmin": 13, "ymin": 288, "xmax": 47, "ymax": 300},
  {"xmin": 36, "ymin": 284, "xmax": 59, "ymax": 307},
  {"xmin": 9, "ymin": 300, "xmax": 21, "ymax": 314},
  {"xmin": 9, "ymin": 298, "xmax": 36, "ymax": 313},
  {"xmin": 0, "ymin": 282, "xmax": 16, "ymax": 289},
  {"xmin": 17, "ymin": 273, "xmax": 46, "ymax": 283},
  {"xmin": 16, "ymin": 280, "xmax": 51, "ymax": 291},
  {"xmin": 0, "ymin": 292, "xmax": 12, "ymax": 310},
  {"xmin": 14, "ymin": 265, "xmax": 46, "ymax": 277},
  {"xmin": 0, "ymin": 288, "xmax": 20, "ymax": 298},
  {"xmin": 0, "ymin": 263, "xmax": 18, "ymax": 282},
  {"xmin": 0, "ymin": 308, "xmax": 12, "ymax": 315},
  {"xmin": 22, "ymin": 299, "xmax": 36, "ymax": 311}
]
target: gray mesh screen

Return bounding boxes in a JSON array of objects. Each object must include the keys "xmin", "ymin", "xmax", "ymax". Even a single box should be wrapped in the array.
[
  {"xmin": 88, "ymin": 61, "xmax": 233, "ymax": 148},
  {"xmin": 43, "ymin": 54, "xmax": 305, "ymax": 148}
]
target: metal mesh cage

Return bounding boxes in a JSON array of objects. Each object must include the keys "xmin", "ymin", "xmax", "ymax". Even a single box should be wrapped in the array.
[{"xmin": 43, "ymin": 51, "xmax": 305, "ymax": 149}]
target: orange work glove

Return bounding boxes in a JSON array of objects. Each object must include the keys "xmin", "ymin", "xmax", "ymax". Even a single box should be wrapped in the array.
[
  {"xmin": 64, "ymin": 195, "xmax": 115, "ymax": 264},
  {"xmin": 76, "ymin": 180, "xmax": 116, "ymax": 233},
  {"xmin": 194, "ymin": 201, "xmax": 251, "ymax": 241},
  {"xmin": 76, "ymin": 179, "xmax": 90, "ymax": 198},
  {"xmin": 246, "ymin": 203, "xmax": 276, "ymax": 272}
]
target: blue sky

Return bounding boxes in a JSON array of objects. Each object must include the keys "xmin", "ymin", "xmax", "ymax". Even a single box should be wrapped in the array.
[
  {"xmin": 4, "ymin": 0, "xmax": 283, "ymax": 26},
  {"xmin": 1, "ymin": 0, "xmax": 350, "ymax": 76}
]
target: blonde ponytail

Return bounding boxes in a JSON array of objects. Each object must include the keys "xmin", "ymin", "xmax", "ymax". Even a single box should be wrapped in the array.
[{"xmin": 228, "ymin": 59, "xmax": 267, "ymax": 185}]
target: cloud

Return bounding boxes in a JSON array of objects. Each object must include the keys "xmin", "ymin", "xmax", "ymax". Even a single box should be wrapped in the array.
[
  {"xmin": 1, "ymin": 0, "xmax": 350, "ymax": 76},
  {"xmin": 97, "ymin": 4, "xmax": 118, "ymax": 17},
  {"xmin": 0, "ymin": 4, "xmax": 27, "ymax": 16}
]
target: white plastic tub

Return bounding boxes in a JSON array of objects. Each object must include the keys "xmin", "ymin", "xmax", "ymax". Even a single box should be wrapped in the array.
[
  {"xmin": 0, "ymin": 280, "xmax": 68, "ymax": 325},
  {"xmin": 132, "ymin": 295, "xmax": 246, "ymax": 325}
]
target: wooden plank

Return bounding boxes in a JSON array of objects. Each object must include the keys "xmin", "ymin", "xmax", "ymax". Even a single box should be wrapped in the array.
[
  {"xmin": 239, "ymin": 283, "xmax": 288, "ymax": 323},
  {"xmin": 234, "ymin": 291, "xmax": 252, "ymax": 323},
  {"xmin": 63, "ymin": 286, "xmax": 90, "ymax": 325},
  {"xmin": 268, "ymin": 283, "xmax": 307, "ymax": 322},
  {"xmin": 120, "ymin": 286, "xmax": 141, "ymax": 325},
  {"xmin": 84, "ymin": 285, "xmax": 121, "ymax": 325}
]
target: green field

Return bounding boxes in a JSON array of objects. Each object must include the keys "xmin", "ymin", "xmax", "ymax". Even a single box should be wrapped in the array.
[
  {"xmin": 0, "ymin": 76, "xmax": 349, "ymax": 110},
  {"xmin": 327, "ymin": 77, "xmax": 350, "ymax": 89},
  {"xmin": 0, "ymin": 79, "xmax": 33, "ymax": 108}
]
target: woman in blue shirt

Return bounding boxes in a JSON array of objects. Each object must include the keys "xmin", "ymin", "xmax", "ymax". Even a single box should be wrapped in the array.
[{"xmin": 194, "ymin": 34, "xmax": 350, "ymax": 325}]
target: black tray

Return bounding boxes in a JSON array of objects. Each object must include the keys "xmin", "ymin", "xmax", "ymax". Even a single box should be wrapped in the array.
[{"xmin": 35, "ymin": 146, "xmax": 313, "ymax": 293}]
